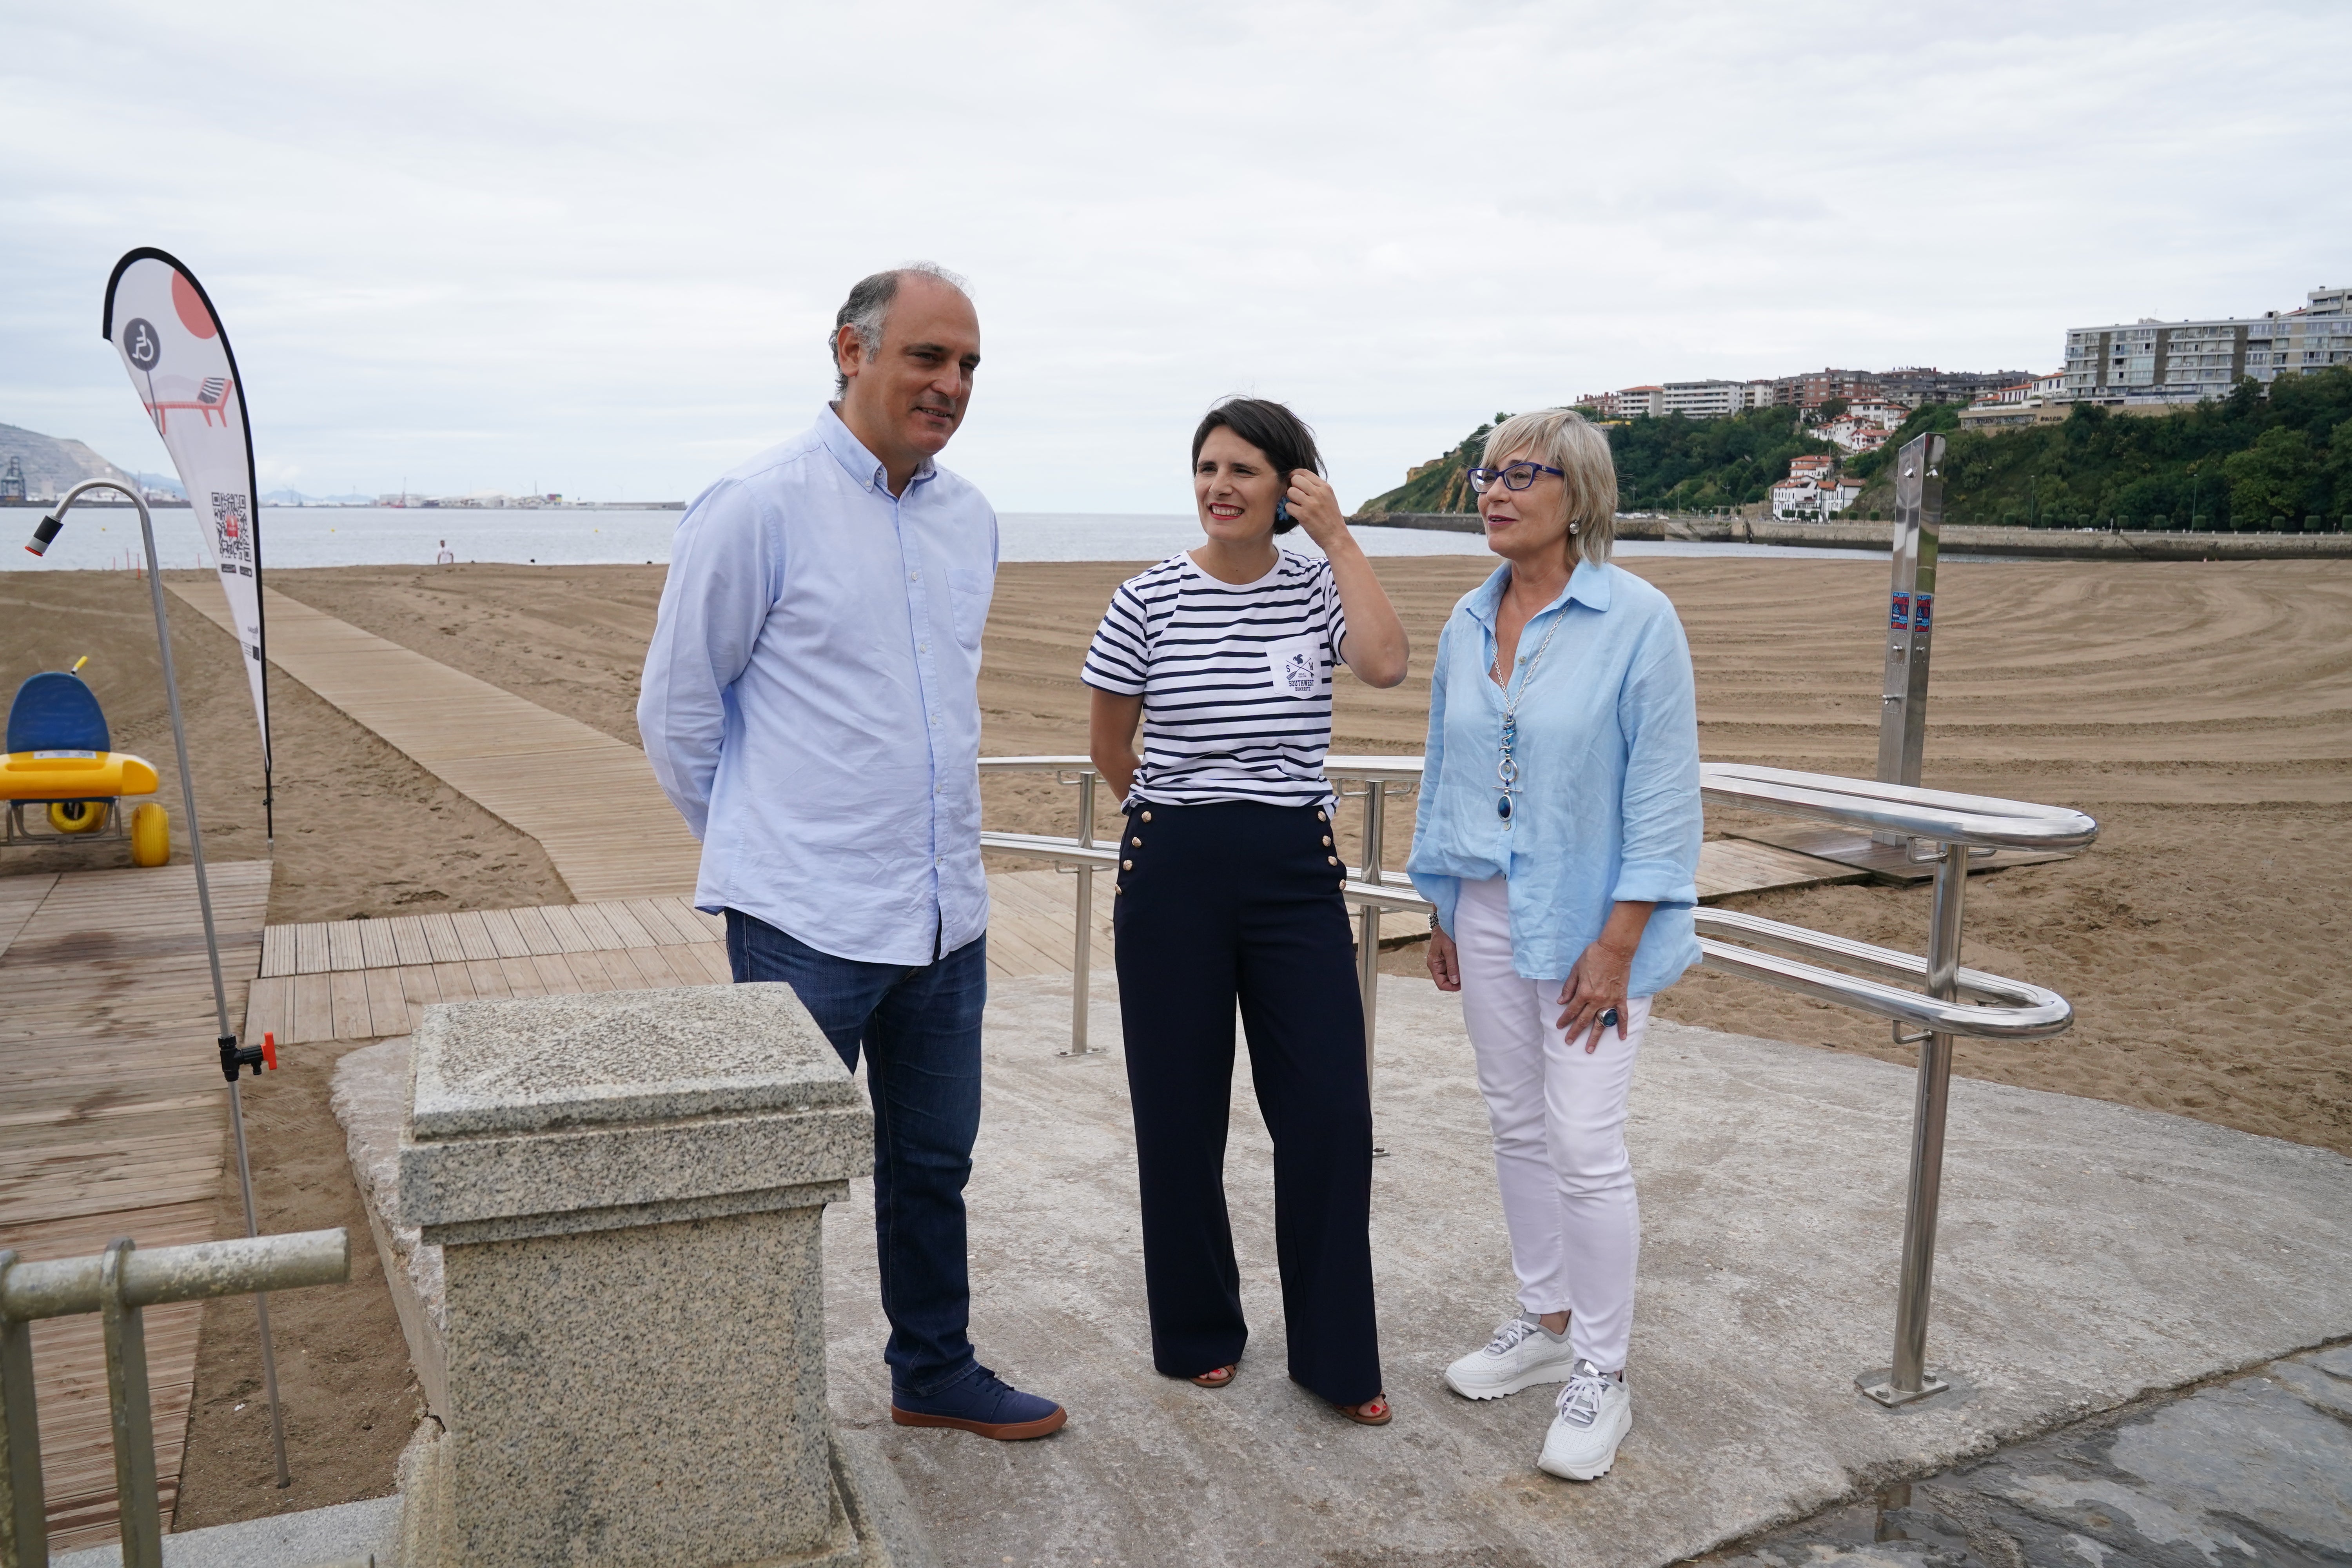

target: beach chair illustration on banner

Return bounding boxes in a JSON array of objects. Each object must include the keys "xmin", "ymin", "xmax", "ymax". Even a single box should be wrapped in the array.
[
  {"xmin": 2, "ymin": 659, "xmax": 171, "ymax": 866},
  {"xmin": 142, "ymin": 372, "xmax": 237, "ymax": 432}
]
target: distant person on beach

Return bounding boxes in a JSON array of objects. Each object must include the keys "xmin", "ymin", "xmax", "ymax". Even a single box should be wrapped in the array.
[
  {"xmin": 435, "ymin": 539, "xmax": 454, "ymax": 565},
  {"xmin": 1083, "ymin": 397, "xmax": 1410, "ymax": 1426},
  {"xmin": 638, "ymin": 264, "xmax": 1066, "ymax": 1442},
  {"xmin": 1406, "ymin": 409, "xmax": 1700, "ymax": 1481}
]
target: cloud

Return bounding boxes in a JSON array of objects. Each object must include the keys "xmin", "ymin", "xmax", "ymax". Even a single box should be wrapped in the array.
[{"xmin": 1, "ymin": 0, "xmax": 2346, "ymax": 511}]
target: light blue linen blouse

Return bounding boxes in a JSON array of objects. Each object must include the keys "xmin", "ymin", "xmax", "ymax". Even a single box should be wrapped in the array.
[{"xmin": 1405, "ymin": 559, "xmax": 1703, "ymax": 993}]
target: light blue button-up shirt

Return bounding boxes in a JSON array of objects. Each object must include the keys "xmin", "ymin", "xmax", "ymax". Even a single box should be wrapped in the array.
[
  {"xmin": 1406, "ymin": 559, "xmax": 1702, "ymax": 994},
  {"xmin": 638, "ymin": 406, "xmax": 997, "ymax": 966}
]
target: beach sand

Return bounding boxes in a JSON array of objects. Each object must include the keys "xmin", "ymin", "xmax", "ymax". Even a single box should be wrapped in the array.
[
  {"xmin": 5, "ymin": 552, "xmax": 2347, "ymax": 1531},
  {"xmin": 259, "ymin": 554, "xmax": 2352, "ymax": 1157}
]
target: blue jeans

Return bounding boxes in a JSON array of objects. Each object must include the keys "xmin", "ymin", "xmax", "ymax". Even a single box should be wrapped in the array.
[{"xmin": 725, "ymin": 909, "xmax": 987, "ymax": 1398}]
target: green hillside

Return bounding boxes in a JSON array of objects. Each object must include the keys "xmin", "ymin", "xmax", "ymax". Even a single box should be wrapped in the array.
[
  {"xmin": 1854, "ymin": 370, "xmax": 2352, "ymax": 527},
  {"xmin": 1358, "ymin": 406, "xmax": 1837, "ymax": 514},
  {"xmin": 1357, "ymin": 368, "xmax": 2352, "ymax": 529}
]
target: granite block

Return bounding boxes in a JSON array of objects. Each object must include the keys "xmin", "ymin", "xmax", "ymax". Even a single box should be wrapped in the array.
[
  {"xmin": 408, "ymin": 984, "xmax": 857, "ymax": 1137},
  {"xmin": 397, "ymin": 983, "xmax": 873, "ymax": 1236},
  {"xmin": 431, "ymin": 1206, "xmax": 854, "ymax": 1566},
  {"xmin": 400, "ymin": 1105, "xmax": 869, "ymax": 1236},
  {"xmin": 334, "ymin": 1035, "xmax": 448, "ymax": 1415},
  {"xmin": 384, "ymin": 984, "xmax": 875, "ymax": 1567}
]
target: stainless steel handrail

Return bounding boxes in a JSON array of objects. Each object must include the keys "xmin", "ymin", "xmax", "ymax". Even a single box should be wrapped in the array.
[
  {"xmin": 1, "ymin": 1230, "xmax": 349, "ymax": 1568},
  {"xmin": 1694, "ymin": 907, "xmax": 2072, "ymax": 1035},
  {"xmin": 980, "ymin": 757, "xmax": 1426, "ymax": 1064},
  {"xmin": 980, "ymin": 752, "xmax": 2097, "ymax": 1413},
  {"xmin": 1701, "ymin": 763, "xmax": 2098, "ymax": 851}
]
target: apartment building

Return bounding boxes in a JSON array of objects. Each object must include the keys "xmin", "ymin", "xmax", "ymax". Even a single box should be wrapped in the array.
[
  {"xmin": 1659, "ymin": 380, "xmax": 1748, "ymax": 418},
  {"xmin": 2060, "ymin": 286, "xmax": 2351, "ymax": 405}
]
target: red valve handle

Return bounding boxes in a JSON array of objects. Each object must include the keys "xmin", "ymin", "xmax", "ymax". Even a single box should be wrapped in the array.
[{"xmin": 261, "ymin": 1032, "xmax": 278, "ymax": 1071}]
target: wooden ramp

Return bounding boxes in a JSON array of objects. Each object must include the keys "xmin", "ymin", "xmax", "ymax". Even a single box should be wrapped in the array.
[
  {"xmin": 1695, "ymin": 837, "xmax": 1872, "ymax": 902},
  {"xmin": 165, "ymin": 583, "xmax": 701, "ymax": 903},
  {"xmin": 247, "ymin": 871, "xmax": 1118, "ymax": 1044},
  {"xmin": 1724, "ymin": 824, "xmax": 2072, "ymax": 886},
  {"xmin": 0, "ymin": 861, "xmax": 271, "ymax": 1552}
]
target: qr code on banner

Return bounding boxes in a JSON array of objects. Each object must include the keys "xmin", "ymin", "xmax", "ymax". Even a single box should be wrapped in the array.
[{"xmin": 211, "ymin": 492, "xmax": 254, "ymax": 566}]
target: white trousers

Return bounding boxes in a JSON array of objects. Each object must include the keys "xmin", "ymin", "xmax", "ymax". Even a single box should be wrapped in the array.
[{"xmin": 1454, "ymin": 875, "xmax": 1648, "ymax": 1374}]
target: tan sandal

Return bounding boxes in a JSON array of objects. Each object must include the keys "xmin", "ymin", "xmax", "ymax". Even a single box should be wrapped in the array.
[
  {"xmin": 1190, "ymin": 1364, "xmax": 1238, "ymax": 1388},
  {"xmin": 1336, "ymin": 1393, "xmax": 1391, "ymax": 1426}
]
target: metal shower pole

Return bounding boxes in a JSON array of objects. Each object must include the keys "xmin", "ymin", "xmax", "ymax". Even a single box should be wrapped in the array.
[
  {"xmin": 26, "ymin": 480, "xmax": 293, "ymax": 1486},
  {"xmin": 1874, "ymin": 432, "xmax": 1946, "ymax": 844}
]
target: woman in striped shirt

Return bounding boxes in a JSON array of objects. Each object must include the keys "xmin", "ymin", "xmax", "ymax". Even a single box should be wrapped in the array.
[{"xmin": 1083, "ymin": 397, "xmax": 1408, "ymax": 1425}]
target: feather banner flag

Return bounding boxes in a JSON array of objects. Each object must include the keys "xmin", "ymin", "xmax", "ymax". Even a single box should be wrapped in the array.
[{"xmin": 102, "ymin": 248, "xmax": 273, "ymax": 830}]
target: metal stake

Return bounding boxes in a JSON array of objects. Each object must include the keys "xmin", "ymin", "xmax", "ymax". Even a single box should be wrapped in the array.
[
  {"xmin": 98, "ymin": 1243, "xmax": 161, "ymax": 1568},
  {"xmin": 1354, "ymin": 782, "xmax": 1388, "ymax": 1078},
  {"xmin": 1061, "ymin": 770, "xmax": 1102, "ymax": 1057},
  {"xmin": 1858, "ymin": 840, "xmax": 1965, "ymax": 1406},
  {"xmin": 42, "ymin": 483, "xmax": 292, "ymax": 1485},
  {"xmin": 0, "ymin": 1252, "xmax": 48, "ymax": 1568},
  {"xmin": 1875, "ymin": 434, "xmax": 1945, "ymax": 844}
]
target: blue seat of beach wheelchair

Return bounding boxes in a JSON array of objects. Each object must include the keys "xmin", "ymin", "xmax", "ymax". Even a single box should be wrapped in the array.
[{"xmin": 7, "ymin": 670, "xmax": 111, "ymax": 754}]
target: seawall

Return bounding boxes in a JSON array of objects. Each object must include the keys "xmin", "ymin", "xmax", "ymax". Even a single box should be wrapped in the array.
[{"xmin": 1351, "ymin": 511, "xmax": 2352, "ymax": 561}]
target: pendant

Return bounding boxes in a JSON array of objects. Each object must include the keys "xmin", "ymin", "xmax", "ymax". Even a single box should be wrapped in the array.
[{"xmin": 1496, "ymin": 794, "xmax": 1513, "ymax": 820}]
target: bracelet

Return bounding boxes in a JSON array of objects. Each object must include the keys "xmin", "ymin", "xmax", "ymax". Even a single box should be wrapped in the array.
[{"xmin": 1428, "ymin": 912, "xmax": 1442, "ymax": 932}]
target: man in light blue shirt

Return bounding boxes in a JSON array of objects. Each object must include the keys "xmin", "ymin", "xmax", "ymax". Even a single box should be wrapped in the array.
[{"xmin": 639, "ymin": 265, "xmax": 1065, "ymax": 1440}]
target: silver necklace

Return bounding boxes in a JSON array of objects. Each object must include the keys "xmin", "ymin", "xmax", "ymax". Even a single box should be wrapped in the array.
[{"xmin": 1494, "ymin": 604, "xmax": 1566, "ymax": 821}]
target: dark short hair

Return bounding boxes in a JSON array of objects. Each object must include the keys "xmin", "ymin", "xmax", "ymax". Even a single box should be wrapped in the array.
[
  {"xmin": 830, "ymin": 262, "xmax": 970, "ymax": 394},
  {"xmin": 1191, "ymin": 398, "xmax": 1324, "ymax": 534}
]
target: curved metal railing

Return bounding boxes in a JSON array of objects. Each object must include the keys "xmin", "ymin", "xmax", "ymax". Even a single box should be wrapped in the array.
[{"xmin": 980, "ymin": 753, "xmax": 2098, "ymax": 1409}]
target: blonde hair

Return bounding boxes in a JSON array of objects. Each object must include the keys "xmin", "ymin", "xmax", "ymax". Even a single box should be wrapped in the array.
[{"xmin": 1482, "ymin": 409, "xmax": 1617, "ymax": 567}]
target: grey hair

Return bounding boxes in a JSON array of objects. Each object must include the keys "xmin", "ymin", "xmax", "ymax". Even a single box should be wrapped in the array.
[
  {"xmin": 831, "ymin": 262, "xmax": 972, "ymax": 394},
  {"xmin": 1482, "ymin": 408, "xmax": 1618, "ymax": 567}
]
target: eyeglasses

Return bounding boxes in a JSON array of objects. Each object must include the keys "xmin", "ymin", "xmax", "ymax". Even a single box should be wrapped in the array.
[{"xmin": 1466, "ymin": 462, "xmax": 1564, "ymax": 494}]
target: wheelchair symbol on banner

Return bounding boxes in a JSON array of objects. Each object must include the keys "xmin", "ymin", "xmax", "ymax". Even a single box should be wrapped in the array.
[{"xmin": 123, "ymin": 318, "xmax": 162, "ymax": 372}]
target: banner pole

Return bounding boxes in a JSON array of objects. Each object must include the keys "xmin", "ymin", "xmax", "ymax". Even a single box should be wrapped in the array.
[{"xmin": 112, "ymin": 481, "xmax": 294, "ymax": 1487}]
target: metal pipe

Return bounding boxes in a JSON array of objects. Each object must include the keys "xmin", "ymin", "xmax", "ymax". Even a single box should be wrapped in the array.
[
  {"xmin": 1888, "ymin": 843, "xmax": 1969, "ymax": 1398},
  {"xmin": 1701, "ymin": 764, "xmax": 2098, "ymax": 851},
  {"xmin": 1066, "ymin": 771, "xmax": 1098, "ymax": 1058},
  {"xmin": 40, "ymin": 480, "xmax": 295, "ymax": 1487},
  {"xmin": 99, "ymin": 1243, "xmax": 162, "ymax": 1568},
  {"xmin": 0, "ymin": 1230, "xmax": 349, "ymax": 1324},
  {"xmin": 1876, "ymin": 433, "xmax": 1945, "ymax": 842},
  {"xmin": 0, "ymin": 1254, "xmax": 47, "ymax": 1568}
]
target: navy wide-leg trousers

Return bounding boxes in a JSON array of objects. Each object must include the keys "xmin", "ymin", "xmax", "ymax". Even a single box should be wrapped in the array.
[{"xmin": 1111, "ymin": 800, "xmax": 1382, "ymax": 1406}]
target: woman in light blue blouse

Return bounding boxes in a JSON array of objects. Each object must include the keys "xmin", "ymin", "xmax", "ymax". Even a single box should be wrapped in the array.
[{"xmin": 1405, "ymin": 408, "xmax": 1701, "ymax": 1484}]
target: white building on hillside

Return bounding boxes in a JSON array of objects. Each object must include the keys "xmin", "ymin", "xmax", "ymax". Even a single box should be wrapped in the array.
[
  {"xmin": 1771, "ymin": 454, "xmax": 1861, "ymax": 519},
  {"xmin": 1659, "ymin": 380, "xmax": 1745, "ymax": 418}
]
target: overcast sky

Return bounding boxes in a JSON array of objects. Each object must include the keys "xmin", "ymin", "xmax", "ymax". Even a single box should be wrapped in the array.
[{"xmin": 4, "ymin": 1, "xmax": 2347, "ymax": 511}]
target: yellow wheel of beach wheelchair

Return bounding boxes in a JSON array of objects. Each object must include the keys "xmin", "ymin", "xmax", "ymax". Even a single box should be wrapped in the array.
[
  {"xmin": 131, "ymin": 802, "xmax": 170, "ymax": 867},
  {"xmin": 47, "ymin": 799, "xmax": 110, "ymax": 835}
]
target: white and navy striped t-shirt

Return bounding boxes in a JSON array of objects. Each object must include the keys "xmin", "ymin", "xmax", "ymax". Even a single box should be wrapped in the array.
[{"xmin": 1082, "ymin": 549, "xmax": 1348, "ymax": 808}]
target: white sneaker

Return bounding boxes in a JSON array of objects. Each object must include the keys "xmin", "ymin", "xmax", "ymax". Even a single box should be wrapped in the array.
[
  {"xmin": 1537, "ymin": 1361, "xmax": 1632, "ymax": 1481},
  {"xmin": 1443, "ymin": 1313, "xmax": 1582, "ymax": 1400}
]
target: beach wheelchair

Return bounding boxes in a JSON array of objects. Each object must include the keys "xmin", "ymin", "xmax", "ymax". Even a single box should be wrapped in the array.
[{"xmin": 2, "ymin": 663, "xmax": 171, "ymax": 867}]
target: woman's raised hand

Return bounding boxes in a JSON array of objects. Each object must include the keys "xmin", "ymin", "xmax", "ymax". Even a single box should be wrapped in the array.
[
  {"xmin": 1285, "ymin": 471, "xmax": 1350, "ymax": 550},
  {"xmin": 1556, "ymin": 939, "xmax": 1636, "ymax": 1053}
]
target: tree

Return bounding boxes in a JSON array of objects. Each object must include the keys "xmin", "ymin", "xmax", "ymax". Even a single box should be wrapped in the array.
[{"xmin": 2221, "ymin": 426, "xmax": 2318, "ymax": 530}]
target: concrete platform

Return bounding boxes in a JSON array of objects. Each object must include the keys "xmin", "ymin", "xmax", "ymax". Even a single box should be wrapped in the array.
[{"xmin": 818, "ymin": 975, "xmax": 2352, "ymax": 1568}]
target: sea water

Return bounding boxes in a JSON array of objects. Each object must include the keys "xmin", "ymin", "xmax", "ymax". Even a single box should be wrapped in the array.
[{"xmin": 3, "ymin": 505, "xmax": 1875, "ymax": 572}]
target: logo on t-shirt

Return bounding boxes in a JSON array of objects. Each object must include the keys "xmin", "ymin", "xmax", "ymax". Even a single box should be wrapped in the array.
[{"xmin": 1269, "ymin": 638, "xmax": 1320, "ymax": 696}]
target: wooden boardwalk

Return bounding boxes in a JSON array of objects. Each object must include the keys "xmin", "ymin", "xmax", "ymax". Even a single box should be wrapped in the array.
[
  {"xmin": 166, "ymin": 583, "xmax": 701, "ymax": 903},
  {"xmin": 0, "ymin": 861, "xmax": 271, "ymax": 1552},
  {"xmin": 246, "ymin": 871, "xmax": 1117, "ymax": 1044}
]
